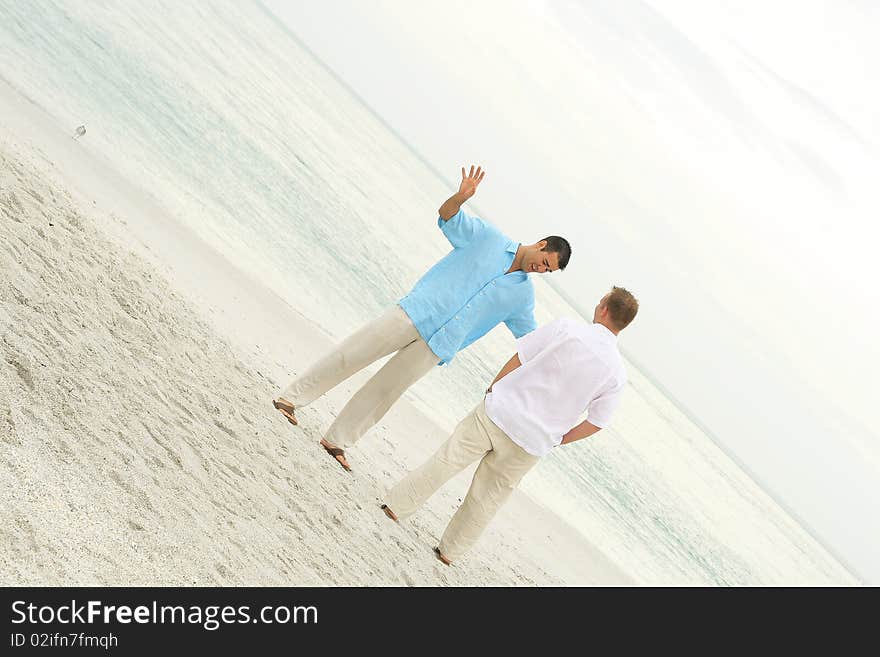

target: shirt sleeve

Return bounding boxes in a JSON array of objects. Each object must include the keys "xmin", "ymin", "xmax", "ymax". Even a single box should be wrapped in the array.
[
  {"xmin": 438, "ymin": 208, "xmax": 487, "ymax": 248},
  {"xmin": 505, "ymin": 304, "xmax": 538, "ymax": 340},
  {"xmin": 515, "ymin": 319, "xmax": 562, "ymax": 364},
  {"xmin": 586, "ymin": 380, "xmax": 624, "ymax": 428}
]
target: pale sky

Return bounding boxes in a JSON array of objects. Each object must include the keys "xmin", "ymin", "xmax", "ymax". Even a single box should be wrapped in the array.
[{"xmin": 263, "ymin": 0, "xmax": 879, "ymax": 582}]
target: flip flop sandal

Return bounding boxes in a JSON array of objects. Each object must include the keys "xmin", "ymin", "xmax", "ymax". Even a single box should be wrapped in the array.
[
  {"xmin": 322, "ymin": 444, "xmax": 352, "ymax": 472},
  {"xmin": 272, "ymin": 399, "xmax": 298, "ymax": 426},
  {"xmin": 434, "ymin": 547, "xmax": 452, "ymax": 566}
]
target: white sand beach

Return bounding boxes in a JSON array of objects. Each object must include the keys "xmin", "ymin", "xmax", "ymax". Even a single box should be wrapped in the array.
[{"xmin": 0, "ymin": 82, "xmax": 633, "ymax": 586}]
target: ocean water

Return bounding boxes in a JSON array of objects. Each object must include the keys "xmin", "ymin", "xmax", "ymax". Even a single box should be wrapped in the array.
[{"xmin": 0, "ymin": 0, "xmax": 859, "ymax": 585}]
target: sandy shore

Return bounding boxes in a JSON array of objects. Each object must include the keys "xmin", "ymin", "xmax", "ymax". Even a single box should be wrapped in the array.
[{"xmin": 0, "ymin": 81, "xmax": 633, "ymax": 586}]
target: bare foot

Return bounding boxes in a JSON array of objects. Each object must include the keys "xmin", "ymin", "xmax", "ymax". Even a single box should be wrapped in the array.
[
  {"xmin": 434, "ymin": 547, "xmax": 452, "ymax": 566},
  {"xmin": 320, "ymin": 438, "xmax": 351, "ymax": 472},
  {"xmin": 272, "ymin": 398, "xmax": 298, "ymax": 426},
  {"xmin": 381, "ymin": 504, "xmax": 398, "ymax": 522}
]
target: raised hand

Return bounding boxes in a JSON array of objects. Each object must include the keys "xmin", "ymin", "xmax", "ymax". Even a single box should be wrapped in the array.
[{"xmin": 458, "ymin": 164, "xmax": 486, "ymax": 200}]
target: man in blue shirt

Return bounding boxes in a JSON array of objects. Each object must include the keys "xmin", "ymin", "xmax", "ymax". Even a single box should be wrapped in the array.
[{"xmin": 273, "ymin": 165, "xmax": 571, "ymax": 471}]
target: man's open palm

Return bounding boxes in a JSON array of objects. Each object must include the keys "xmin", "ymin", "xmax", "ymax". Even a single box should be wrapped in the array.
[{"xmin": 459, "ymin": 164, "xmax": 485, "ymax": 199}]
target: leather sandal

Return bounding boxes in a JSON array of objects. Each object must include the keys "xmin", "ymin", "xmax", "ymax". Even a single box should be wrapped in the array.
[
  {"xmin": 272, "ymin": 399, "xmax": 298, "ymax": 426},
  {"xmin": 320, "ymin": 440, "xmax": 351, "ymax": 472}
]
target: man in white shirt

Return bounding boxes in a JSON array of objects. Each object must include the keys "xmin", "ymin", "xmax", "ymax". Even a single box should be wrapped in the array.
[{"xmin": 381, "ymin": 286, "xmax": 639, "ymax": 564}]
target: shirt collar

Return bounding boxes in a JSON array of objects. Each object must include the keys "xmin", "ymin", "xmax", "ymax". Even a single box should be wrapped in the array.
[
  {"xmin": 594, "ymin": 323, "xmax": 618, "ymax": 342},
  {"xmin": 500, "ymin": 242, "xmax": 526, "ymax": 280}
]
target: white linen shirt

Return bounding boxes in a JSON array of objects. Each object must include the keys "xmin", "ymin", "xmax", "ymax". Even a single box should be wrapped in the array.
[{"xmin": 484, "ymin": 318, "xmax": 626, "ymax": 457}]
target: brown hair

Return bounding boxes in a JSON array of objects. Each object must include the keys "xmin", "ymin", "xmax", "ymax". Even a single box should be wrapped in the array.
[{"xmin": 604, "ymin": 286, "xmax": 639, "ymax": 330}]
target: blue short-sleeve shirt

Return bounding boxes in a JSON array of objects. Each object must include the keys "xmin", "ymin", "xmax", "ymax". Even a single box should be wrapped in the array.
[{"xmin": 399, "ymin": 209, "xmax": 537, "ymax": 365}]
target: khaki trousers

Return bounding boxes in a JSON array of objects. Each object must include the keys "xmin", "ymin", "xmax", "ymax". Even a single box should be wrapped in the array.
[
  {"xmin": 281, "ymin": 305, "xmax": 439, "ymax": 449},
  {"xmin": 384, "ymin": 400, "xmax": 540, "ymax": 561}
]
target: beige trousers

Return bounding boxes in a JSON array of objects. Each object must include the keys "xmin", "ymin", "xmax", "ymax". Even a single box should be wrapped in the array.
[
  {"xmin": 281, "ymin": 305, "xmax": 439, "ymax": 449},
  {"xmin": 383, "ymin": 400, "xmax": 540, "ymax": 562}
]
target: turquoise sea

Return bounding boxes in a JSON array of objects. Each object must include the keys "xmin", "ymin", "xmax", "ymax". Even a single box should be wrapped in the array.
[{"xmin": 0, "ymin": 0, "xmax": 859, "ymax": 584}]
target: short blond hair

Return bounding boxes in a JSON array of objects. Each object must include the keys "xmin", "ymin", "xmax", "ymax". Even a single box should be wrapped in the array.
[{"xmin": 604, "ymin": 286, "xmax": 639, "ymax": 330}]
